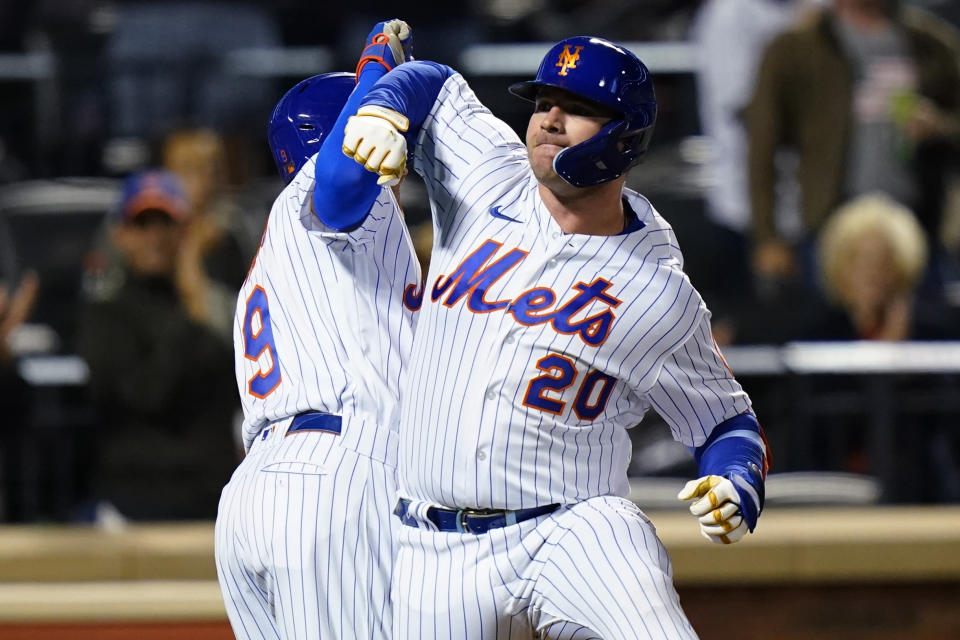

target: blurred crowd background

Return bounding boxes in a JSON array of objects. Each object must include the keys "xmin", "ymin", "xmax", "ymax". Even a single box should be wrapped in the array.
[{"xmin": 1, "ymin": 0, "xmax": 959, "ymax": 525}]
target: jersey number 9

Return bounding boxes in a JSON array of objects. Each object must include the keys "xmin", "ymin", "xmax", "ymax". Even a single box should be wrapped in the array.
[{"xmin": 243, "ymin": 285, "xmax": 282, "ymax": 398}]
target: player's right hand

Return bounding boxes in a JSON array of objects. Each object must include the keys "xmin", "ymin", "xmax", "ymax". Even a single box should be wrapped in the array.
[
  {"xmin": 677, "ymin": 474, "xmax": 749, "ymax": 545},
  {"xmin": 343, "ymin": 105, "xmax": 409, "ymax": 186},
  {"xmin": 356, "ymin": 19, "xmax": 414, "ymax": 75}
]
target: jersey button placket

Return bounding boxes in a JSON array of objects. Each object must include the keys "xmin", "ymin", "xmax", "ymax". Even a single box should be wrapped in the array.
[{"xmin": 453, "ymin": 365, "xmax": 489, "ymax": 501}]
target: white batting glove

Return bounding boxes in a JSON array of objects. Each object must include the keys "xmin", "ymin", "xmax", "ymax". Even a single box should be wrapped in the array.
[
  {"xmin": 677, "ymin": 475, "xmax": 749, "ymax": 545},
  {"xmin": 342, "ymin": 105, "xmax": 409, "ymax": 187}
]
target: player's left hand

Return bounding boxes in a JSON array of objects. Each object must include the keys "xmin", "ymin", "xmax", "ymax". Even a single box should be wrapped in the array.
[
  {"xmin": 343, "ymin": 105, "xmax": 409, "ymax": 186},
  {"xmin": 677, "ymin": 474, "xmax": 749, "ymax": 545},
  {"xmin": 904, "ymin": 96, "xmax": 955, "ymax": 141},
  {"xmin": 357, "ymin": 19, "xmax": 414, "ymax": 75}
]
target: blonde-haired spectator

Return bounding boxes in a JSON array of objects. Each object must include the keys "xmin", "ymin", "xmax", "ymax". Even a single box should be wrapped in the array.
[
  {"xmin": 162, "ymin": 129, "xmax": 229, "ymax": 215},
  {"xmin": 161, "ymin": 128, "xmax": 257, "ymax": 341},
  {"xmin": 818, "ymin": 192, "xmax": 931, "ymax": 340}
]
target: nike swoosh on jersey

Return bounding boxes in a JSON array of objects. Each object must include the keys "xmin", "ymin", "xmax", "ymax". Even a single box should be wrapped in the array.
[{"xmin": 489, "ymin": 206, "xmax": 519, "ymax": 222}]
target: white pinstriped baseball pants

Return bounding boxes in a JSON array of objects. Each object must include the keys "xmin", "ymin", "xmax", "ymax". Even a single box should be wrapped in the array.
[
  {"xmin": 392, "ymin": 495, "xmax": 699, "ymax": 639},
  {"xmin": 215, "ymin": 425, "xmax": 398, "ymax": 639}
]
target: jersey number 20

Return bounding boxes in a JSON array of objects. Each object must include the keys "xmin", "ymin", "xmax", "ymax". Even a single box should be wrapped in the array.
[
  {"xmin": 523, "ymin": 353, "xmax": 616, "ymax": 420},
  {"xmin": 243, "ymin": 285, "xmax": 282, "ymax": 398}
]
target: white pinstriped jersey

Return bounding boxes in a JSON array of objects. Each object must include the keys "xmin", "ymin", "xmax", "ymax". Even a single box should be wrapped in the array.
[
  {"xmin": 401, "ymin": 73, "xmax": 752, "ymax": 509},
  {"xmin": 234, "ymin": 155, "xmax": 420, "ymax": 460}
]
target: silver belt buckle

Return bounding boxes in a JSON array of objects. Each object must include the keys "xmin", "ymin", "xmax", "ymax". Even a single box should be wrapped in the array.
[{"xmin": 456, "ymin": 509, "xmax": 472, "ymax": 534}]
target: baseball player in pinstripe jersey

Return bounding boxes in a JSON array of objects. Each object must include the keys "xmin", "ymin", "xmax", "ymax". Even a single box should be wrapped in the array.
[
  {"xmin": 336, "ymin": 37, "xmax": 771, "ymax": 639},
  {"xmin": 214, "ymin": 20, "xmax": 419, "ymax": 639}
]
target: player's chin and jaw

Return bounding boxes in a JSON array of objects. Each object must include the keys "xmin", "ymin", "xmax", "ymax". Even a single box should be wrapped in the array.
[{"xmin": 527, "ymin": 139, "xmax": 566, "ymax": 191}]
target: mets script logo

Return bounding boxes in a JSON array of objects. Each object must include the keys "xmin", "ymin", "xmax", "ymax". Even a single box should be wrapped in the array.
[
  {"xmin": 405, "ymin": 239, "xmax": 621, "ymax": 346},
  {"xmin": 556, "ymin": 45, "xmax": 583, "ymax": 76}
]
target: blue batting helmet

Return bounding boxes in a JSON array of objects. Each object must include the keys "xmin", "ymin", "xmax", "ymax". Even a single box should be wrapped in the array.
[
  {"xmin": 509, "ymin": 36, "xmax": 657, "ymax": 188},
  {"xmin": 267, "ymin": 72, "xmax": 356, "ymax": 183}
]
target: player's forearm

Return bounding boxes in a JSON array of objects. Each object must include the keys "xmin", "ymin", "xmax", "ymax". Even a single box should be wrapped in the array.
[
  {"xmin": 695, "ymin": 413, "xmax": 767, "ymax": 474},
  {"xmin": 359, "ymin": 60, "xmax": 455, "ymax": 137},
  {"xmin": 693, "ymin": 412, "xmax": 768, "ymax": 531},
  {"xmin": 312, "ymin": 64, "xmax": 391, "ymax": 230}
]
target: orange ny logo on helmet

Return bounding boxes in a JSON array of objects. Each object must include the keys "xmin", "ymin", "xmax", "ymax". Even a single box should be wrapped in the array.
[{"xmin": 555, "ymin": 45, "xmax": 583, "ymax": 76}]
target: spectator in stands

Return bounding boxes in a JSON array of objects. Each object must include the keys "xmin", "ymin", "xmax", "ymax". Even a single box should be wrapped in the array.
[
  {"xmin": 729, "ymin": 192, "xmax": 960, "ymax": 343},
  {"xmin": 690, "ymin": 0, "xmax": 814, "ymax": 339},
  {"xmin": 692, "ymin": 0, "xmax": 810, "ymax": 244},
  {"xmin": 77, "ymin": 170, "xmax": 237, "ymax": 522},
  {"xmin": 814, "ymin": 192, "xmax": 960, "ymax": 339},
  {"xmin": 747, "ymin": 0, "xmax": 960, "ymax": 289},
  {"xmin": 162, "ymin": 128, "xmax": 255, "ymax": 340},
  {"xmin": 84, "ymin": 129, "xmax": 252, "ymax": 342},
  {"xmin": 812, "ymin": 192, "xmax": 960, "ymax": 501}
]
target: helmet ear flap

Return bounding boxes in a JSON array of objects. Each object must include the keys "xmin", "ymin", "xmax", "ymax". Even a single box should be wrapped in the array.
[
  {"xmin": 553, "ymin": 117, "xmax": 654, "ymax": 188},
  {"xmin": 554, "ymin": 120, "xmax": 628, "ymax": 188}
]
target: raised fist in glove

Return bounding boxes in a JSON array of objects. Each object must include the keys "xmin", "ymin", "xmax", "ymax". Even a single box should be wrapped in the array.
[
  {"xmin": 677, "ymin": 473, "xmax": 760, "ymax": 545},
  {"xmin": 357, "ymin": 19, "xmax": 414, "ymax": 75},
  {"xmin": 343, "ymin": 105, "xmax": 409, "ymax": 186}
]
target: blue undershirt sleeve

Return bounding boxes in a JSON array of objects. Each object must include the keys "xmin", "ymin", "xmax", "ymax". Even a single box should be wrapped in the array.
[
  {"xmin": 692, "ymin": 412, "xmax": 768, "ymax": 531},
  {"xmin": 311, "ymin": 65, "xmax": 389, "ymax": 231},
  {"xmin": 359, "ymin": 61, "xmax": 456, "ymax": 145},
  {"xmin": 312, "ymin": 61, "xmax": 455, "ymax": 231}
]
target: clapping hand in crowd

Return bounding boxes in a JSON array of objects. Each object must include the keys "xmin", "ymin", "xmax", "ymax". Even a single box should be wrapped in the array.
[{"xmin": 0, "ymin": 271, "xmax": 39, "ymax": 362}]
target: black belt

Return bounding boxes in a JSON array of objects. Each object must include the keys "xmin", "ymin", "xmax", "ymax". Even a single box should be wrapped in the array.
[
  {"xmin": 287, "ymin": 411, "xmax": 342, "ymax": 436},
  {"xmin": 394, "ymin": 498, "xmax": 560, "ymax": 534}
]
